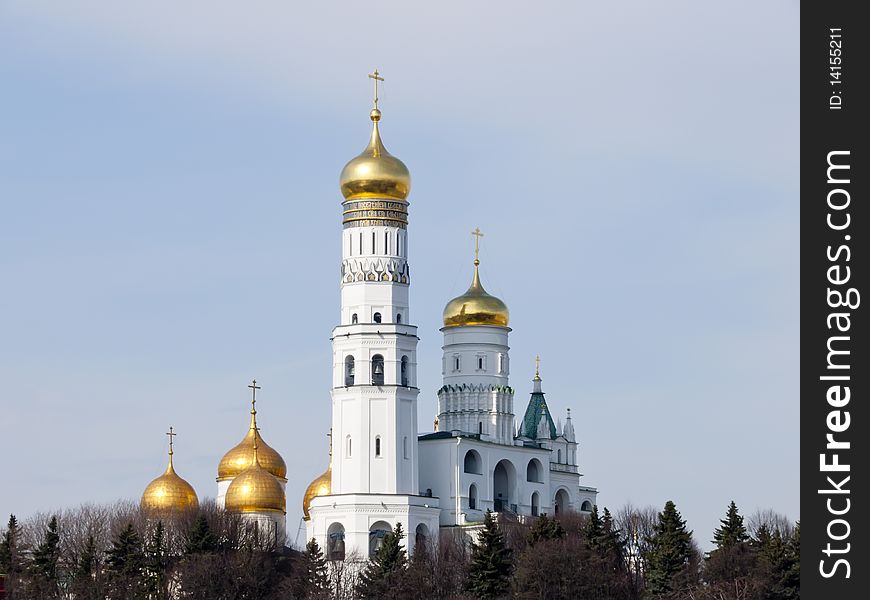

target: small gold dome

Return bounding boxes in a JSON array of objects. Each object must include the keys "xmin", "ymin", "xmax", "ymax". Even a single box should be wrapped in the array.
[
  {"xmin": 339, "ymin": 110, "xmax": 411, "ymax": 201},
  {"xmin": 302, "ymin": 464, "xmax": 331, "ymax": 521},
  {"xmin": 443, "ymin": 261, "xmax": 510, "ymax": 328},
  {"xmin": 224, "ymin": 455, "xmax": 286, "ymax": 514},
  {"xmin": 141, "ymin": 440, "xmax": 198, "ymax": 512},
  {"xmin": 218, "ymin": 412, "xmax": 287, "ymax": 481}
]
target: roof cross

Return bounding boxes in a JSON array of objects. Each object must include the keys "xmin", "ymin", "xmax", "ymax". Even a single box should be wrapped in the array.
[
  {"xmin": 471, "ymin": 227, "xmax": 484, "ymax": 265},
  {"xmin": 248, "ymin": 379, "xmax": 261, "ymax": 413},
  {"xmin": 368, "ymin": 69, "xmax": 384, "ymax": 109},
  {"xmin": 166, "ymin": 426, "xmax": 176, "ymax": 456},
  {"xmin": 535, "ymin": 355, "xmax": 541, "ymax": 379}
]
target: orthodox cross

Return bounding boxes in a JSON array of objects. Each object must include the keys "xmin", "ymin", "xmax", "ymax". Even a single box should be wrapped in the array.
[
  {"xmin": 166, "ymin": 426, "xmax": 176, "ymax": 456},
  {"xmin": 248, "ymin": 379, "xmax": 261, "ymax": 412},
  {"xmin": 471, "ymin": 227, "xmax": 484, "ymax": 264},
  {"xmin": 368, "ymin": 69, "xmax": 384, "ymax": 109},
  {"xmin": 327, "ymin": 428, "xmax": 333, "ymax": 457}
]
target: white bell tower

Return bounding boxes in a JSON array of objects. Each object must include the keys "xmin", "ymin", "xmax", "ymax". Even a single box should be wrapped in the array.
[{"xmin": 307, "ymin": 71, "xmax": 439, "ymax": 561}]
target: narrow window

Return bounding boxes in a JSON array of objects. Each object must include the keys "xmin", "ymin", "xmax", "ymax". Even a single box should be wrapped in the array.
[
  {"xmin": 372, "ymin": 354, "xmax": 385, "ymax": 385},
  {"xmin": 348, "ymin": 233, "xmax": 352, "ymax": 256},
  {"xmin": 372, "ymin": 231, "xmax": 376, "ymax": 254},
  {"xmin": 403, "ymin": 436, "xmax": 408, "ymax": 459},
  {"xmin": 359, "ymin": 232, "xmax": 363, "ymax": 255},
  {"xmin": 454, "ymin": 355, "xmax": 460, "ymax": 371},
  {"xmin": 346, "ymin": 436, "xmax": 352, "ymax": 457},
  {"xmin": 401, "ymin": 355, "xmax": 409, "ymax": 386},
  {"xmin": 375, "ymin": 436, "xmax": 381, "ymax": 457},
  {"xmin": 396, "ymin": 313, "xmax": 402, "ymax": 324},
  {"xmin": 345, "ymin": 356, "xmax": 355, "ymax": 386},
  {"xmin": 469, "ymin": 484, "xmax": 478, "ymax": 510},
  {"xmin": 498, "ymin": 353, "xmax": 504, "ymax": 373},
  {"xmin": 478, "ymin": 422, "xmax": 483, "ymax": 435},
  {"xmin": 477, "ymin": 356, "xmax": 484, "ymax": 370},
  {"xmin": 557, "ymin": 449, "xmax": 562, "ymax": 463},
  {"xmin": 385, "ymin": 231, "xmax": 389, "ymax": 255},
  {"xmin": 373, "ymin": 312, "xmax": 382, "ymax": 323},
  {"xmin": 351, "ymin": 313, "xmax": 358, "ymax": 324}
]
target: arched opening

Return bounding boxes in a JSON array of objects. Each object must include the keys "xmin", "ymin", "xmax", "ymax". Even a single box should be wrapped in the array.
[
  {"xmin": 375, "ymin": 436, "xmax": 382, "ymax": 458},
  {"xmin": 531, "ymin": 491, "xmax": 540, "ymax": 516},
  {"xmin": 369, "ymin": 521, "xmax": 392, "ymax": 558},
  {"xmin": 415, "ymin": 523, "xmax": 429, "ymax": 552},
  {"xmin": 463, "ymin": 449, "xmax": 482, "ymax": 475},
  {"xmin": 554, "ymin": 488, "xmax": 570, "ymax": 516},
  {"xmin": 478, "ymin": 422, "xmax": 483, "ymax": 435},
  {"xmin": 327, "ymin": 523, "xmax": 346, "ymax": 561},
  {"xmin": 526, "ymin": 458, "xmax": 543, "ymax": 483},
  {"xmin": 557, "ymin": 449, "xmax": 562, "ymax": 463},
  {"xmin": 371, "ymin": 354, "xmax": 384, "ymax": 385},
  {"xmin": 493, "ymin": 459, "xmax": 517, "ymax": 513},
  {"xmin": 346, "ymin": 435, "xmax": 352, "ymax": 458},
  {"xmin": 344, "ymin": 355, "xmax": 355, "ymax": 386},
  {"xmin": 401, "ymin": 355, "xmax": 409, "ymax": 386},
  {"xmin": 469, "ymin": 483, "xmax": 478, "ymax": 510},
  {"xmin": 373, "ymin": 312, "xmax": 382, "ymax": 323},
  {"xmin": 396, "ymin": 313, "xmax": 402, "ymax": 324},
  {"xmin": 351, "ymin": 313, "xmax": 358, "ymax": 324},
  {"xmin": 581, "ymin": 500, "xmax": 593, "ymax": 512}
]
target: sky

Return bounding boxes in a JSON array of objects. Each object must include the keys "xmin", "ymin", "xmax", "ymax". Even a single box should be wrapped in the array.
[{"xmin": 0, "ymin": 1, "xmax": 799, "ymax": 549}]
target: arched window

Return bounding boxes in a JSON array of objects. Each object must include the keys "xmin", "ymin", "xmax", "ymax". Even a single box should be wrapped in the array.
[
  {"xmin": 581, "ymin": 500, "xmax": 593, "ymax": 512},
  {"xmin": 531, "ymin": 491, "xmax": 540, "ymax": 516},
  {"xmin": 477, "ymin": 356, "xmax": 484, "ymax": 370},
  {"xmin": 396, "ymin": 313, "xmax": 402, "ymax": 324},
  {"xmin": 463, "ymin": 449, "xmax": 482, "ymax": 474},
  {"xmin": 403, "ymin": 436, "xmax": 408, "ymax": 459},
  {"xmin": 345, "ymin": 356, "xmax": 355, "ymax": 386},
  {"xmin": 369, "ymin": 521, "xmax": 392, "ymax": 558},
  {"xmin": 527, "ymin": 458, "xmax": 542, "ymax": 483},
  {"xmin": 453, "ymin": 355, "xmax": 460, "ymax": 371},
  {"xmin": 375, "ymin": 436, "xmax": 381, "ymax": 457},
  {"xmin": 371, "ymin": 354, "xmax": 385, "ymax": 385},
  {"xmin": 327, "ymin": 523, "xmax": 346, "ymax": 561},
  {"xmin": 373, "ymin": 312, "xmax": 382, "ymax": 324},
  {"xmin": 478, "ymin": 422, "xmax": 483, "ymax": 435},
  {"xmin": 401, "ymin": 355, "xmax": 409, "ymax": 386},
  {"xmin": 415, "ymin": 523, "xmax": 429, "ymax": 551},
  {"xmin": 346, "ymin": 435, "xmax": 352, "ymax": 457},
  {"xmin": 469, "ymin": 483, "xmax": 478, "ymax": 510},
  {"xmin": 557, "ymin": 449, "xmax": 562, "ymax": 463},
  {"xmin": 351, "ymin": 313, "xmax": 358, "ymax": 324}
]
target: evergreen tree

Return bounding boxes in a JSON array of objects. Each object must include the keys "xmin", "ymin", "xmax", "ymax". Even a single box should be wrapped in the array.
[
  {"xmin": 295, "ymin": 537, "xmax": 329, "ymax": 598},
  {"xmin": 185, "ymin": 513, "xmax": 218, "ymax": 555},
  {"xmin": 466, "ymin": 510, "xmax": 512, "ymax": 599},
  {"xmin": 599, "ymin": 508, "xmax": 626, "ymax": 566},
  {"xmin": 527, "ymin": 514, "xmax": 565, "ymax": 547},
  {"xmin": 0, "ymin": 514, "xmax": 24, "ymax": 576},
  {"xmin": 712, "ymin": 501, "xmax": 749, "ymax": 548},
  {"xmin": 76, "ymin": 535, "xmax": 98, "ymax": 580},
  {"xmin": 358, "ymin": 522, "xmax": 408, "ymax": 599},
  {"xmin": 583, "ymin": 505, "xmax": 604, "ymax": 549},
  {"xmin": 105, "ymin": 522, "xmax": 145, "ymax": 598},
  {"xmin": 71, "ymin": 535, "xmax": 104, "ymax": 600},
  {"xmin": 757, "ymin": 527, "xmax": 800, "ymax": 600},
  {"xmin": 144, "ymin": 521, "xmax": 169, "ymax": 599},
  {"xmin": 29, "ymin": 515, "xmax": 62, "ymax": 596},
  {"xmin": 645, "ymin": 500, "xmax": 695, "ymax": 596}
]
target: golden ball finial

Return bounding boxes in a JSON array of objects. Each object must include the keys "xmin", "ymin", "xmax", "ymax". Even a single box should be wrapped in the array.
[{"xmin": 370, "ymin": 108, "xmax": 382, "ymax": 122}]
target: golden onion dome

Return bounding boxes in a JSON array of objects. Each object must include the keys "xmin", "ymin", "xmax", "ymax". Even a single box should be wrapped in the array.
[
  {"xmin": 443, "ymin": 259, "xmax": 510, "ymax": 328},
  {"xmin": 217, "ymin": 406, "xmax": 287, "ymax": 482},
  {"xmin": 141, "ymin": 431, "xmax": 198, "ymax": 512},
  {"xmin": 224, "ymin": 449, "xmax": 286, "ymax": 514},
  {"xmin": 339, "ymin": 108, "xmax": 411, "ymax": 201},
  {"xmin": 302, "ymin": 463, "xmax": 331, "ymax": 521}
]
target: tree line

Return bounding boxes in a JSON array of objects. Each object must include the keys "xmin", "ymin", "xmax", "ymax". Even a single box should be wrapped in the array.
[{"xmin": 0, "ymin": 498, "xmax": 798, "ymax": 599}]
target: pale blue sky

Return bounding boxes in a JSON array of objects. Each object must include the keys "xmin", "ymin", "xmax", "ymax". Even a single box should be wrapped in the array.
[{"xmin": 0, "ymin": 1, "xmax": 798, "ymax": 548}]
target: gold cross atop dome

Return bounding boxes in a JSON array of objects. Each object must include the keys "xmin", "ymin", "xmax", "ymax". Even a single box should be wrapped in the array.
[
  {"xmin": 166, "ymin": 426, "xmax": 176, "ymax": 457},
  {"xmin": 248, "ymin": 379, "xmax": 261, "ymax": 414},
  {"xmin": 368, "ymin": 69, "xmax": 384, "ymax": 110},
  {"xmin": 471, "ymin": 227, "xmax": 484, "ymax": 265}
]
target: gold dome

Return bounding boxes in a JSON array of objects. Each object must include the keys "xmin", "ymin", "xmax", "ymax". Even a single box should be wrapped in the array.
[
  {"xmin": 217, "ymin": 403, "xmax": 287, "ymax": 481},
  {"xmin": 141, "ymin": 430, "xmax": 198, "ymax": 512},
  {"xmin": 339, "ymin": 108, "xmax": 411, "ymax": 201},
  {"xmin": 443, "ymin": 260, "xmax": 510, "ymax": 328},
  {"xmin": 302, "ymin": 463, "xmax": 331, "ymax": 521},
  {"xmin": 224, "ymin": 449, "xmax": 286, "ymax": 514}
]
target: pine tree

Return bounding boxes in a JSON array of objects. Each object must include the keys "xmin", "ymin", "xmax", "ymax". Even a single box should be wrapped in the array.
[
  {"xmin": 645, "ymin": 500, "xmax": 695, "ymax": 596},
  {"xmin": 600, "ymin": 508, "xmax": 626, "ymax": 565},
  {"xmin": 712, "ymin": 501, "xmax": 749, "ymax": 548},
  {"xmin": 466, "ymin": 510, "xmax": 512, "ymax": 599},
  {"xmin": 144, "ymin": 521, "xmax": 169, "ymax": 599},
  {"xmin": 71, "ymin": 534, "xmax": 103, "ymax": 600},
  {"xmin": 105, "ymin": 522, "xmax": 145, "ymax": 597},
  {"xmin": 527, "ymin": 514, "xmax": 565, "ymax": 547},
  {"xmin": 296, "ymin": 538, "xmax": 329, "ymax": 598},
  {"xmin": 583, "ymin": 505, "xmax": 604, "ymax": 549},
  {"xmin": 358, "ymin": 522, "xmax": 408, "ymax": 599},
  {"xmin": 0, "ymin": 514, "xmax": 24, "ymax": 576},
  {"xmin": 30, "ymin": 515, "xmax": 62, "ymax": 595},
  {"xmin": 185, "ymin": 513, "xmax": 218, "ymax": 554}
]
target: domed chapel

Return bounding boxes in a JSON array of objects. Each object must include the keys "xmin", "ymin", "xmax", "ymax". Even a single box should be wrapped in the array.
[{"xmin": 140, "ymin": 71, "xmax": 597, "ymax": 556}]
